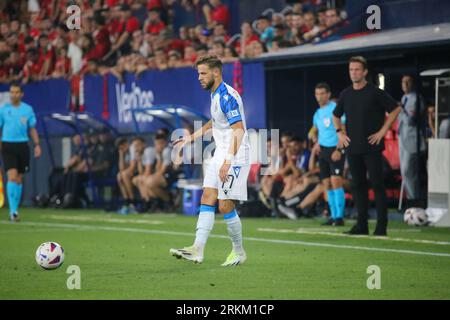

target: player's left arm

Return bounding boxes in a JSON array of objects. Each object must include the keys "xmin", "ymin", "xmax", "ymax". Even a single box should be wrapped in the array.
[
  {"xmin": 219, "ymin": 121, "xmax": 245, "ymax": 183},
  {"xmin": 29, "ymin": 128, "xmax": 41, "ymax": 158},
  {"xmin": 28, "ymin": 110, "xmax": 41, "ymax": 158}
]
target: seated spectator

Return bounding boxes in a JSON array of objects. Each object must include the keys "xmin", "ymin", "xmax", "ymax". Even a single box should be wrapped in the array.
[
  {"xmin": 238, "ymin": 21, "xmax": 259, "ymax": 58},
  {"xmin": 203, "ymin": 0, "xmax": 230, "ymax": 29},
  {"xmin": 257, "ymin": 15, "xmax": 275, "ymax": 50},
  {"xmin": 108, "ymin": 4, "xmax": 140, "ymax": 58},
  {"xmin": 37, "ymin": 34, "xmax": 55, "ymax": 77},
  {"xmin": 91, "ymin": 11, "xmax": 111, "ymax": 60},
  {"xmin": 154, "ymin": 48, "xmax": 169, "ymax": 70},
  {"xmin": 322, "ymin": 8, "xmax": 342, "ymax": 40},
  {"xmin": 131, "ymin": 29, "xmax": 150, "ymax": 57},
  {"xmin": 249, "ymin": 40, "xmax": 266, "ymax": 58},
  {"xmin": 211, "ymin": 23, "xmax": 230, "ymax": 43},
  {"xmin": 182, "ymin": 43, "xmax": 197, "ymax": 65},
  {"xmin": 223, "ymin": 45, "xmax": 238, "ymax": 63},
  {"xmin": 168, "ymin": 49, "xmax": 183, "ymax": 68},
  {"xmin": 316, "ymin": 6, "xmax": 328, "ymax": 31},
  {"xmin": 144, "ymin": 7, "xmax": 166, "ymax": 35},
  {"xmin": 22, "ymin": 48, "xmax": 43, "ymax": 83},
  {"xmin": 210, "ymin": 39, "xmax": 225, "ymax": 56},
  {"xmin": 270, "ymin": 24, "xmax": 292, "ymax": 52},
  {"xmin": 301, "ymin": 11, "xmax": 320, "ymax": 42},
  {"xmin": 52, "ymin": 45, "xmax": 71, "ymax": 78},
  {"xmin": 0, "ymin": 53, "xmax": 9, "ymax": 83},
  {"xmin": 288, "ymin": 12, "xmax": 304, "ymax": 46}
]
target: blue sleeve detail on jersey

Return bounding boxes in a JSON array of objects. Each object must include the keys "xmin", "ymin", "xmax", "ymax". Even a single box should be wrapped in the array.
[
  {"xmin": 28, "ymin": 109, "xmax": 37, "ymax": 128},
  {"xmin": 313, "ymin": 110, "xmax": 318, "ymax": 128},
  {"xmin": 219, "ymin": 94, "xmax": 242, "ymax": 126}
]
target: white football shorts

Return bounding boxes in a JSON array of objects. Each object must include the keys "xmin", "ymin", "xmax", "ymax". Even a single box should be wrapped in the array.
[{"xmin": 203, "ymin": 158, "xmax": 250, "ymax": 201}]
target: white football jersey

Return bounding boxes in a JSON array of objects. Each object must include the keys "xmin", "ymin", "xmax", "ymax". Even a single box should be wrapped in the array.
[{"xmin": 210, "ymin": 82, "xmax": 250, "ymax": 165}]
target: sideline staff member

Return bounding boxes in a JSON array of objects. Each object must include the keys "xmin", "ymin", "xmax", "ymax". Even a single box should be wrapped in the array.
[{"xmin": 333, "ymin": 56, "xmax": 401, "ymax": 236}]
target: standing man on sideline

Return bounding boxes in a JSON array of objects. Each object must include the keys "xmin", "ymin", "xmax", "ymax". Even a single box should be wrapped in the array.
[
  {"xmin": 333, "ymin": 56, "xmax": 401, "ymax": 236},
  {"xmin": 310, "ymin": 82, "xmax": 346, "ymax": 226},
  {"xmin": 170, "ymin": 55, "xmax": 250, "ymax": 266},
  {"xmin": 0, "ymin": 83, "xmax": 41, "ymax": 222},
  {"xmin": 398, "ymin": 75, "xmax": 426, "ymax": 206}
]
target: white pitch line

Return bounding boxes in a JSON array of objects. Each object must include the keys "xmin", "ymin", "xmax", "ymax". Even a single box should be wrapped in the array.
[
  {"xmin": 2, "ymin": 221, "xmax": 450, "ymax": 258},
  {"xmin": 257, "ymin": 228, "xmax": 450, "ymax": 246},
  {"xmin": 42, "ymin": 214, "xmax": 164, "ymax": 225}
]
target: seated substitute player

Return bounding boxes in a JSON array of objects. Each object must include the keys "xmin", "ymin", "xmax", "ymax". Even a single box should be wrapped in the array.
[
  {"xmin": 310, "ymin": 82, "xmax": 346, "ymax": 226},
  {"xmin": 132, "ymin": 140, "xmax": 156, "ymax": 213},
  {"xmin": 170, "ymin": 55, "xmax": 250, "ymax": 266},
  {"xmin": 117, "ymin": 136, "xmax": 144, "ymax": 214},
  {"xmin": 144, "ymin": 133, "xmax": 173, "ymax": 211},
  {"xmin": 0, "ymin": 83, "xmax": 41, "ymax": 221}
]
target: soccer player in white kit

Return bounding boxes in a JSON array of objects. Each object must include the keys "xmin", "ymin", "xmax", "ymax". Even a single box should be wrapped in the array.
[{"xmin": 170, "ymin": 55, "xmax": 250, "ymax": 266}]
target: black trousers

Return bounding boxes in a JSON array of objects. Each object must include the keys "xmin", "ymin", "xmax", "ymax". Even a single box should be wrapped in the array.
[{"xmin": 347, "ymin": 151, "xmax": 387, "ymax": 232}]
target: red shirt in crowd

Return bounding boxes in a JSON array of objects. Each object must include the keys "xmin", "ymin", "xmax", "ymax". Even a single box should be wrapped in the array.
[
  {"xmin": 211, "ymin": 4, "xmax": 230, "ymax": 28},
  {"xmin": 147, "ymin": 0, "xmax": 163, "ymax": 10},
  {"xmin": 39, "ymin": 46, "xmax": 56, "ymax": 75},
  {"xmin": 235, "ymin": 34, "xmax": 259, "ymax": 54},
  {"xmin": 22, "ymin": 59, "xmax": 43, "ymax": 79},
  {"xmin": 123, "ymin": 17, "xmax": 141, "ymax": 34},
  {"xmin": 54, "ymin": 56, "xmax": 71, "ymax": 75},
  {"xmin": 93, "ymin": 26, "xmax": 111, "ymax": 58},
  {"xmin": 109, "ymin": 17, "xmax": 140, "ymax": 38},
  {"xmin": 0, "ymin": 65, "xmax": 8, "ymax": 80},
  {"xmin": 147, "ymin": 21, "xmax": 166, "ymax": 35},
  {"xmin": 167, "ymin": 38, "xmax": 185, "ymax": 53}
]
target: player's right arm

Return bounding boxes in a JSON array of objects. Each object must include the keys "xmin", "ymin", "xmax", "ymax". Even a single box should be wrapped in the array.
[{"xmin": 173, "ymin": 119, "xmax": 212, "ymax": 147}]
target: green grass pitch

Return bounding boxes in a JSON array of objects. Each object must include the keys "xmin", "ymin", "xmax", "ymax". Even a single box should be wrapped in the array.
[{"xmin": 0, "ymin": 208, "xmax": 449, "ymax": 300}]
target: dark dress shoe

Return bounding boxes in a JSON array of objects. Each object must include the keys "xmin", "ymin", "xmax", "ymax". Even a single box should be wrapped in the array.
[
  {"xmin": 373, "ymin": 228, "xmax": 387, "ymax": 236},
  {"xmin": 344, "ymin": 224, "xmax": 369, "ymax": 235}
]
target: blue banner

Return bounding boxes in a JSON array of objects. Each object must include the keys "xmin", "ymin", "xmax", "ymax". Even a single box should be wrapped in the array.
[{"xmin": 84, "ymin": 62, "xmax": 266, "ymax": 133}]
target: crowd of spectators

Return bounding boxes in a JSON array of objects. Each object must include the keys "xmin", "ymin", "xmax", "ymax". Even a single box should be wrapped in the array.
[{"xmin": 0, "ymin": 0, "xmax": 345, "ymax": 85}]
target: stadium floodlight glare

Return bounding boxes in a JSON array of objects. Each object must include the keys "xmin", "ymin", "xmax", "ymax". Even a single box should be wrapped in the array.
[
  {"xmin": 51, "ymin": 113, "xmax": 74, "ymax": 121},
  {"xmin": 147, "ymin": 110, "xmax": 172, "ymax": 119},
  {"xmin": 378, "ymin": 73, "xmax": 385, "ymax": 90}
]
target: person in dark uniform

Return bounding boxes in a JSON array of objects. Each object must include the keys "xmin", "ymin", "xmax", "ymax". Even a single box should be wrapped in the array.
[
  {"xmin": 333, "ymin": 56, "xmax": 401, "ymax": 236},
  {"xmin": 0, "ymin": 83, "xmax": 41, "ymax": 222}
]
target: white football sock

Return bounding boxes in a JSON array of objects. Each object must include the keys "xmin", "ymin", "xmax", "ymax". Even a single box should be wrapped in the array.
[
  {"xmin": 193, "ymin": 205, "xmax": 215, "ymax": 255},
  {"xmin": 224, "ymin": 210, "xmax": 244, "ymax": 254}
]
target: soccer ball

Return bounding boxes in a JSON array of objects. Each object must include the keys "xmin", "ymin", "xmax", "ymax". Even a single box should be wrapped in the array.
[
  {"xmin": 35, "ymin": 242, "xmax": 65, "ymax": 270},
  {"xmin": 403, "ymin": 207, "xmax": 429, "ymax": 226}
]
